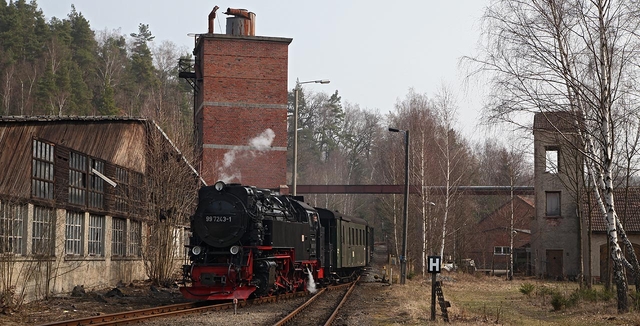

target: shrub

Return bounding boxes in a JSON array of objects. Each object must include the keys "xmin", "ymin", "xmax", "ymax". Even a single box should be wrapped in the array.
[
  {"xmin": 519, "ymin": 282, "xmax": 535, "ymax": 296},
  {"xmin": 537, "ymin": 285, "xmax": 555, "ymax": 295},
  {"xmin": 550, "ymin": 292, "xmax": 567, "ymax": 311}
]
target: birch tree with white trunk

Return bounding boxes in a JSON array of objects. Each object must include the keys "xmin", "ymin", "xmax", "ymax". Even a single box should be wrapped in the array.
[{"xmin": 434, "ymin": 87, "xmax": 466, "ymax": 262}]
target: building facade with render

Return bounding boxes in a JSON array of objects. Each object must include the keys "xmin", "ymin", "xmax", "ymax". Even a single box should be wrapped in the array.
[{"xmin": 532, "ymin": 112, "xmax": 640, "ymax": 282}]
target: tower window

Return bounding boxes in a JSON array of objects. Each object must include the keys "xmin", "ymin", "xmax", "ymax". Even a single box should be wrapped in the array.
[
  {"xmin": 545, "ymin": 147, "xmax": 558, "ymax": 174},
  {"xmin": 546, "ymin": 192, "xmax": 561, "ymax": 217}
]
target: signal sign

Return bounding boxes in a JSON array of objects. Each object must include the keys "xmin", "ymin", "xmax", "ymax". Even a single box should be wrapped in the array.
[{"xmin": 428, "ymin": 256, "xmax": 441, "ymax": 273}]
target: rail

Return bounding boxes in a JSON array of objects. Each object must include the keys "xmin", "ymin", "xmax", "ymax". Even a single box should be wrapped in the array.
[
  {"xmin": 38, "ymin": 291, "xmax": 307, "ymax": 326},
  {"xmin": 273, "ymin": 277, "xmax": 360, "ymax": 326}
]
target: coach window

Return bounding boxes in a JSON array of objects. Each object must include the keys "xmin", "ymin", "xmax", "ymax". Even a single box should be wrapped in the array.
[{"xmin": 351, "ymin": 228, "xmax": 354, "ymax": 245}]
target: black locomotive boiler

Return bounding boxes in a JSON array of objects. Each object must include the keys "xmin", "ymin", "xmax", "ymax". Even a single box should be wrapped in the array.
[{"xmin": 180, "ymin": 181, "xmax": 373, "ymax": 301}]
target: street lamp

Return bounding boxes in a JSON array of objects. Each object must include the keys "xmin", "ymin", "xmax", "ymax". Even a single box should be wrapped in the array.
[
  {"xmin": 292, "ymin": 78, "xmax": 330, "ymax": 196},
  {"xmin": 389, "ymin": 127, "xmax": 409, "ymax": 284}
]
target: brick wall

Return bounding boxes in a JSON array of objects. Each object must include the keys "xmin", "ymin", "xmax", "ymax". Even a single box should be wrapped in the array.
[{"xmin": 195, "ymin": 34, "xmax": 292, "ymax": 189}]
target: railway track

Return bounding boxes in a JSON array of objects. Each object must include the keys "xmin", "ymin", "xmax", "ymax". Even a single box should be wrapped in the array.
[
  {"xmin": 37, "ymin": 292, "xmax": 307, "ymax": 326},
  {"xmin": 274, "ymin": 277, "xmax": 360, "ymax": 326}
]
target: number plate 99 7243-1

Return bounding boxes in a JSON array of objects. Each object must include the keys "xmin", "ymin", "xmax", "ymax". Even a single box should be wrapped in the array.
[{"xmin": 205, "ymin": 215, "xmax": 232, "ymax": 223}]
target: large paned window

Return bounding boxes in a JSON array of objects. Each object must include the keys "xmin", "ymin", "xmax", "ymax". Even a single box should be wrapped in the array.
[
  {"xmin": 69, "ymin": 152, "xmax": 87, "ymax": 205},
  {"xmin": 88, "ymin": 159, "xmax": 105, "ymax": 209},
  {"xmin": 114, "ymin": 167, "xmax": 128, "ymax": 213},
  {"xmin": 130, "ymin": 172, "xmax": 144, "ymax": 211},
  {"xmin": 32, "ymin": 206, "xmax": 55, "ymax": 255},
  {"xmin": 88, "ymin": 214, "xmax": 104, "ymax": 256},
  {"xmin": 112, "ymin": 218, "xmax": 126, "ymax": 256},
  {"xmin": 128, "ymin": 220, "xmax": 141, "ymax": 257},
  {"xmin": 65, "ymin": 211, "xmax": 83, "ymax": 256},
  {"xmin": 546, "ymin": 191, "xmax": 561, "ymax": 217},
  {"xmin": 70, "ymin": 153, "xmax": 106, "ymax": 209},
  {"xmin": 0, "ymin": 202, "xmax": 27, "ymax": 254},
  {"xmin": 32, "ymin": 140, "xmax": 54, "ymax": 200}
]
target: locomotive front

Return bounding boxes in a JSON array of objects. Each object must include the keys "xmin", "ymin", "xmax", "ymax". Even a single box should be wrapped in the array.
[{"xmin": 181, "ymin": 181, "xmax": 267, "ymax": 300}]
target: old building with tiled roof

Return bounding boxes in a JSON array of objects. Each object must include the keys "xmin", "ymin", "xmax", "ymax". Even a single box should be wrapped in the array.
[{"xmin": 582, "ymin": 189, "xmax": 640, "ymax": 282}]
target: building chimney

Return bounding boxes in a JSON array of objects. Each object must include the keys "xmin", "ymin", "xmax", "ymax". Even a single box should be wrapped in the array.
[{"xmin": 224, "ymin": 8, "xmax": 255, "ymax": 36}]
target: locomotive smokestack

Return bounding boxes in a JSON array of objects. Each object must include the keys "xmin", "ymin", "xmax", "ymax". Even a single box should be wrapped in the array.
[{"xmin": 208, "ymin": 6, "xmax": 219, "ymax": 34}]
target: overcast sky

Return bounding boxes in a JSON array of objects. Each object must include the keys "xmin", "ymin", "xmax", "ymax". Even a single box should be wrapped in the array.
[{"xmin": 39, "ymin": 0, "xmax": 491, "ymax": 139}]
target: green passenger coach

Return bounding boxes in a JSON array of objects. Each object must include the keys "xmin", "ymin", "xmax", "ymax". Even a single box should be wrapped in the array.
[{"xmin": 316, "ymin": 207, "xmax": 371, "ymax": 283}]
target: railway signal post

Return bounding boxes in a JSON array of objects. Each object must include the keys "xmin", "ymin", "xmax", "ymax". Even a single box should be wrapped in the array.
[{"xmin": 428, "ymin": 255, "xmax": 441, "ymax": 321}]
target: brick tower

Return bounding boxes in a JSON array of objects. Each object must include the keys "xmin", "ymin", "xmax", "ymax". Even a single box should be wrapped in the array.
[{"xmin": 192, "ymin": 7, "xmax": 291, "ymax": 189}]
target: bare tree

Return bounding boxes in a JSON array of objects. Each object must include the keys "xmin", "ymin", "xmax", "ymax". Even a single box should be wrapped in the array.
[
  {"xmin": 434, "ymin": 87, "xmax": 467, "ymax": 263},
  {"xmin": 142, "ymin": 119, "xmax": 200, "ymax": 286},
  {"xmin": 467, "ymin": 0, "xmax": 640, "ymax": 311}
]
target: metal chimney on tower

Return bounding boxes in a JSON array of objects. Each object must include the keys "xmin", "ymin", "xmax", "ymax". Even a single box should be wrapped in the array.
[
  {"xmin": 208, "ymin": 6, "xmax": 219, "ymax": 34},
  {"xmin": 224, "ymin": 8, "xmax": 256, "ymax": 36}
]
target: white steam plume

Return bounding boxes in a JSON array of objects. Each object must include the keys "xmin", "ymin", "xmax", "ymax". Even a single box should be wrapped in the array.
[
  {"xmin": 306, "ymin": 267, "xmax": 317, "ymax": 293},
  {"xmin": 217, "ymin": 128, "xmax": 276, "ymax": 183}
]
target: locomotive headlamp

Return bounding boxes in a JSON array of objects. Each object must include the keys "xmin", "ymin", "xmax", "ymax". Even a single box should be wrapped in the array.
[
  {"xmin": 229, "ymin": 245, "xmax": 241, "ymax": 255},
  {"xmin": 192, "ymin": 246, "xmax": 202, "ymax": 255},
  {"xmin": 214, "ymin": 181, "xmax": 225, "ymax": 191}
]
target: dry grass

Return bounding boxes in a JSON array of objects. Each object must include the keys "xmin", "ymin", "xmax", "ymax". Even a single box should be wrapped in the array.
[{"xmin": 367, "ymin": 272, "xmax": 640, "ymax": 325}]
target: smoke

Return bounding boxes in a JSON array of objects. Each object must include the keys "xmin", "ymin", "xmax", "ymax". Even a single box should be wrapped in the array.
[
  {"xmin": 306, "ymin": 267, "xmax": 317, "ymax": 294},
  {"xmin": 217, "ymin": 129, "xmax": 276, "ymax": 183},
  {"xmin": 250, "ymin": 129, "xmax": 275, "ymax": 151}
]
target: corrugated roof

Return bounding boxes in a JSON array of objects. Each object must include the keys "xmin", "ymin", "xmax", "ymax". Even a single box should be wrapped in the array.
[
  {"xmin": 583, "ymin": 188, "xmax": 640, "ymax": 233},
  {"xmin": 0, "ymin": 115, "xmax": 205, "ymax": 185},
  {"xmin": 0, "ymin": 115, "xmax": 146, "ymax": 122}
]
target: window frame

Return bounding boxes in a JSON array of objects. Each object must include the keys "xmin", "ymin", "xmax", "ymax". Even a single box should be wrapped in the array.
[
  {"xmin": 0, "ymin": 201, "xmax": 27, "ymax": 255},
  {"xmin": 32, "ymin": 139, "xmax": 55, "ymax": 200},
  {"xmin": 545, "ymin": 147, "xmax": 559, "ymax": 174},
  {"xmin": 32, "ymin": 206, "xmax": 55, "ymax": 256},
  {"xmin": 112, "ymin": 217, "xmax": 126, "ymax": 257},
  {"xmin": 545, "ymin": 191, "xmax": 561, "ymax": 217},
  {"xmin": 128, "ymin": 220, "xmax": 141, "ymax": 257},
  {"xmin": 494, "ymin": 246, "xmax": 511, "ymax": 255},
  {"xmin": 88, "ymin": 214, "xmax": 104, "ymax": 256},
  {"xmin": 88, "ymin": 159, "xmax": 105, "ymax": 209},
  {"xmin": 68, "ymin": 151, "xmax": 88, "ymax": 206},
  {"xmin": 65, "ymin": 211, "xmax": 84, "ymax": 256},
  {"xmin": 114, "ymin": 167, "xmax": 129, "ymax": 213}
]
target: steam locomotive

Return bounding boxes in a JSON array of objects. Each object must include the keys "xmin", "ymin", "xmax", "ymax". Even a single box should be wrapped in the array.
[{"xmin": 179, "ymin": 181, "xmax": 373, "ymax": 301}]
